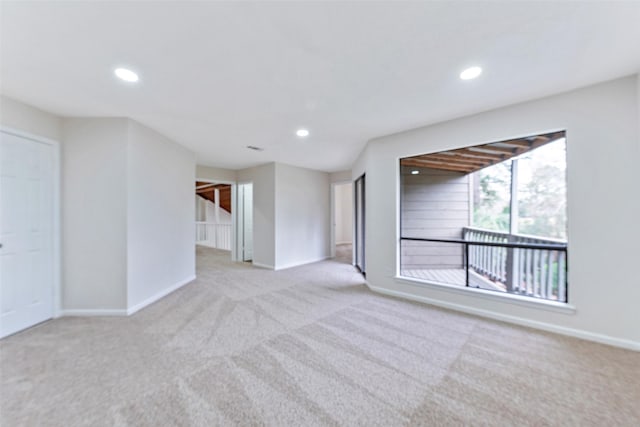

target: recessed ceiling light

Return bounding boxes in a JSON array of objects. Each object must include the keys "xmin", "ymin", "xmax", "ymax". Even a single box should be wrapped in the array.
[
  {"xmin": 296, "ymin": 129, "xmax": 310, "ymax": 137},
  {"xmin": 114, "ymin": 68, "xmax": 139, "ymax": 82},
  {"xmin": 411, "ymin": 170, "xmax": 420, "ymax": 175},
  {"xmin": 460, "ymin": 66, "xmax": 482, "ymax": 80}
]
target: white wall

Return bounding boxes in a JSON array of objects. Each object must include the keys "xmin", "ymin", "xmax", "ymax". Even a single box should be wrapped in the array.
[
  {"xmin": 2, "ymin": 98, "xmax": 198, "ymax": 315},
  {"xmin": 196, "ymin": 196, "xmax": 206, "ymax": 221},
  {"xmin": 353, "ymin": 75, "xmax": 640, "ymax": 349},
  {"xmin": 239, "ymin": 182, "xmax": 254, "ymax": 260},
  {"xmin": 62, "ymin": 118, "xmax": 128, "ymax": 311},
  {"xmin": 330, "ymin": 170, "xmax": 351, "ymax": 183},
  {"xmin": 126, "ymin": 121, "xmax": 196, "ymax": 312},
  {"xmin": 237, "ymin": 163, "xmax": 276, "ymax": 268},
  {"xmin": 0, "ymin": 95, "xmax": 61, "ymax": 141},
  {"xmin": 334, "ymin": 182, "xmax": 353, "ymax": 245},
  {"xmin": 275, "ymin": 163, "xmax": 330, "ymax": 270},
  {"xmin": 196, "ymin": 164, "xmax": 237, "ymax": 183}
]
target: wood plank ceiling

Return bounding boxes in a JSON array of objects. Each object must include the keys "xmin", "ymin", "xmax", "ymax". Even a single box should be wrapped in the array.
[
  {"xmin": 400, "ymin": 131, "xmax": 565, "ymax": 174},
  {"xmin": 196, "ymin": 182, "xmax": 232, "ymax": 212}
]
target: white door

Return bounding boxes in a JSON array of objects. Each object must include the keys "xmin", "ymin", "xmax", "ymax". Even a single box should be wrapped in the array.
[{"xmin": 0, "ymin": 131, "xmax": 54, "ymax": 338}]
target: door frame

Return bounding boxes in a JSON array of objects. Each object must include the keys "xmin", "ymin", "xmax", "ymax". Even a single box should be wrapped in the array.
[
  {"xmin": 235, "ymin": 181, "xmax": 253, "ymax": 263},
  {"xmin": 330, "ymin": 180, "xmax": 353, "ymax": 259},
  {"xmin": 1, "ymin": 126, "xmax": 61, "ymax": 318},
  {"xmin": 194, "ymin": 177, "xmax": 236, "ymax": 261},
  {"xmin": 354, "ymin": 174, "xmax": 365, "ymax": 275}
]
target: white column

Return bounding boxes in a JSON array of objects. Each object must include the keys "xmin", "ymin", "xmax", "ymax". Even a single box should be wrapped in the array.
[{"xmin": 214, "ymin": 188, "xmax": 220, "ymax": 224}]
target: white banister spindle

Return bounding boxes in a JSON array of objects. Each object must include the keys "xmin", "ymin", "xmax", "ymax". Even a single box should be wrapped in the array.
[
  {"xmin": 558, "ymin": 252, "xmax": 566, "ymax": 302},
  {"xmin": 195, "ymin": 222, "xmax": 232, "ymax": 251},
  {"xmin": 462, "ymin": 226, "xmax": 566, "ymax": 302},
  {"xmin": 533, "ymin": 247, "xmax": 540, "ymax": 297}
]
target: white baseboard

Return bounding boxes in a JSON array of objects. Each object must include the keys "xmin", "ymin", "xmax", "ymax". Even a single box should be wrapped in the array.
[
  {"xmin": 252, "ymin": 262, "xmax": 274, "ymax": 270},
  {"xmin": 61, "ymin": 309, "xmax": 128, "ymax": 317},
  {"xmin": 367, "ymin": 284, "xmax": 640, "ymax": 352},
  {"xmin": 274, "ymin": 256, "xmax": 331, "ymax": 271},
  {"xmin": 127, "ymin": 275, "xmax": 196, "ymax": 315}
]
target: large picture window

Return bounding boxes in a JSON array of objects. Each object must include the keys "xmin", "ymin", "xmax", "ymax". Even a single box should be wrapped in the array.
[{"xmin": 399, "ymin": 131, "xmax": 568, "ymax": 303}]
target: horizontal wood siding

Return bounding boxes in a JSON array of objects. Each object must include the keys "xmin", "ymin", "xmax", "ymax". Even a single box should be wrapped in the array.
[{"xmin": 401, "ymin": 166, "xmax": 469, "ymax": 269}]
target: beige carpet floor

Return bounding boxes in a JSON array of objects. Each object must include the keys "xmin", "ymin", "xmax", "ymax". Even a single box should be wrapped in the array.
[{"xmin": 1, "ymin": 244, "xmax": 639, "ymax": 426}]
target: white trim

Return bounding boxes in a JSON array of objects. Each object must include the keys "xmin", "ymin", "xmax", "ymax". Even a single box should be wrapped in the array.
[
  {"xmin": 336, "ymin": 240, "xmax": 353, "ymax": 245},
  {"xmin": 195, "ymin": 178, "xmax": 235, "ymax": 186},
  {"xmin": 52, "ymin": 140, "xmax": 61, "ymax": 318},
  {"xmin": 0, "ymin": 126, "xmax": 62, "ymax": 319},
  {"xmin": 330, "ymin": 183, "xmax": 336, "ymax": 258},
  {"xmin": 331, "ymin": 180, "xmax": 354, "ymax": 259},
  {"xmin": 252, "ymin": 262, "xmax": 274, "ymax": 270},
  {"xmin": 127, "ymin": 275, "xmax": 196, "ymax": 315},
  {"xmin": 236, "ymin": 181, "xmax": 254, "ymax": 263},
  {"xmin": 395, "ymin": 275, "xmax": 576, "ymax": 314},
  {"xmin": 0, "ymin": 125, "xmax": 58, "ymax": 146},
  {"xmin": 61, "ymin": 309, "xmax": 128, "ymax": 317},
  {"xmin": 367, "ymin": 284, "xmax": 640, "ymax": 352},
  {"xmin": 230, "ymin": 182, "xmax": 236, "ymax": 261},
  {"xmin": 274, "ymin": 256, "xmax": 331, "ymax": 271}
]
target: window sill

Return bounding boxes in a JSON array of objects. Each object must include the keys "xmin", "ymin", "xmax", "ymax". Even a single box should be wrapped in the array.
[{"xmin": 394, "ymin": 275, "xmax": 576, "ymax": 314}]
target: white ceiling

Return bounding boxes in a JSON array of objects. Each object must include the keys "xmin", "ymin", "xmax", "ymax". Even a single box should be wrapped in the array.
[{"xmin": 1, "ymin": 1, "xmax": 639, "ymax": 172}]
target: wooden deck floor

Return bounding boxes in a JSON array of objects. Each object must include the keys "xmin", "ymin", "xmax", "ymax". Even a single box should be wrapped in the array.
[{"xmin": 400, "ymin": 268, "xmax": 506, "ymax": 292}]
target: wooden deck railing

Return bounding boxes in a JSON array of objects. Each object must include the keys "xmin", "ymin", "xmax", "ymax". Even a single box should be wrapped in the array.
[{"xmin": 463, "ymin": 227, "xmax": 567, "ymax": 302}]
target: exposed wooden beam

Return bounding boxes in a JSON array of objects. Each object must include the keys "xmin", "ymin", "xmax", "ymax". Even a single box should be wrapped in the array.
[
  {"xmin": 419, "ymin": 164, "xmax": 475, "ymax": 173},
  {"xmin": 496, "ymin": 139, "xmax": 532, "ymax": 148},
  {"xmin": 454, "ymin": 148, "xmax": 506, "ymax": 161},
  {"xmin": 401, "ymin": 159, "xmax": 473, "ymax": 173},
  {"xmin": 400, "ymin": 130, "xmax": 565, "ymax": 175},
  {"xmin": 196, "ymin": 187, "xmax": 215, "ymax": 193},
  {"xmin": 473, "ymin": 145, "xmax": 518, "ymax": 154},
  {"xmin": 416, "ymin": 154, "xmax": 491, "ymax": 167},
  {"xmin": 196, "ymin": 184, "xmax": 215, "ymax": 190}
]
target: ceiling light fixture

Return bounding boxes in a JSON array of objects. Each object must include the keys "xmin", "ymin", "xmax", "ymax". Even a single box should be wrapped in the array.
[
  {"xmin": 114, "ymin": 67, "xmax": 139, "ymax": 82},
  {"xmin": 296, "ymin": 129, "xmax": 310, "ymax": 137},
  {"xmin": 411, "ymin": 170, "xmax": 420, "ymax": 175},
  {"xmin": 460, "ymin": 66, "xmax": 482, "ymax": 80}
]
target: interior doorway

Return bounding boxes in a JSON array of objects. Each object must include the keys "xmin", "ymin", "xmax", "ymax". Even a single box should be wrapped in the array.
[
  {"xmin": 354, "ymin": 174, "xmax": 365, "ymax": 276},
  {"xmin": 236, "ymin": 182, "xmax": 253, "ymax": 262},
  {"xmin": 1, "ymin": 130, "xmax": 59, "ymax": 338},
  {"xmin": 195, "ymin": 181, "xmax": 233, "ymax": 254},
  {"xmin": 332, "ymin": 182, "xmax": 353, "ymax": 263}
]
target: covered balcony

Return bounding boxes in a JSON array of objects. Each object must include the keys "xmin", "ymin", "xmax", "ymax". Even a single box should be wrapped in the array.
[
  {"xmin": 399, "ymin": 131, "xmax": 568, "ymax": 303},
  {"xmin": 195, "ymin": 181, "xmax": 233, "ymax": 251}
]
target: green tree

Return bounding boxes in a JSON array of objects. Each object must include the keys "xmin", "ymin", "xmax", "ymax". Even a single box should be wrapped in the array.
[
  {"xmin": 473, "ymin": 161, "xmax": 511, "ymax": 232},
  {"xmin": 518, "ymin": 164, "xmax": 567, "ymax": 239}
]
